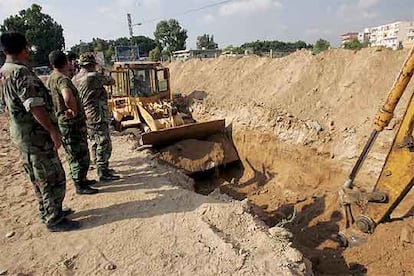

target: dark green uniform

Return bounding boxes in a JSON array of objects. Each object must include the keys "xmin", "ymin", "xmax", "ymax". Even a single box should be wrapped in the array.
[
  {"xmin": 0, "ymin": 59, "xmax": 66, "ymax": 226},
  {"xmin": 47, "ymin": 71, "xmax": 90, "ymax": 186},
  {"xmin": 72, "ymin": 68, "xmax": 112, "ymax": 174}
]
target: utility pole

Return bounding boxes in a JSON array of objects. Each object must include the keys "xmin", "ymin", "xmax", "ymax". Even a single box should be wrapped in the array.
[
  {"xmin": 126, "ymin": 13, "xmax": 143, "ymax": 60},
  {"xmin": 127, "ymin": 13, "xmax": 134, "ymax": 38},
  {"xmin": 127, "ymin": 13, "xmax": 142, "ymax": 38}
]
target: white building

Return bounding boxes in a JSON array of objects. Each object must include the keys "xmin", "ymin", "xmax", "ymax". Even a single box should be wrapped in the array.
[
  {"xmin": 368, "ymin": 21, "xmax": 414, "ymax": 50},
  {"xmin": 172, "ymin": 49, "xmax": 222, "ymax": 61},
  {"xmin": 341, "ymin": 32, "xmax": 359, "ymax": 47},
  {"xmin": 404, "ymin": 25, "xmax": 414, "ymax": 49},
  {"xmin": 358, "ymin": 28, "xmax": 371, "ymax": 44}
]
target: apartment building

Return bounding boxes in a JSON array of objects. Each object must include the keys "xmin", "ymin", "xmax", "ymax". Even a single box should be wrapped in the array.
[
  {"xmin": 341, "ymin": 32, "xmax": 359, "ymax": 46},
  {"xmin": 358, "ymin": 28, "xmax": 371, "ymax": 43},
  {"xmin": 404, "ymin": 25, "xmax": 414, "ymax": 49},
  {"xmin": 368, "ymin": 21, "xmax": 414, "ymax": 50},
  {"xmin": 343, "ymin": 21, "xmax": 414, "ymax": 50},
  {"xmin": 172, "ymin": 49, "xmax": 222, "ymax": 61}
]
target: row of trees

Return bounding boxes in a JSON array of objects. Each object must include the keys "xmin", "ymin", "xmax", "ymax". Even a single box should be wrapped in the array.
[
  {"xmin": 70, "ymin": 18, "xmax": 189, "ymax": 63},
  {"xmin": 70, "ymin": 36, "xmax": 157, "ymax": 64},
  {"xmin": 0, "ymin": 4, "xmax": 369, "ymax": 67},
  {"xmin": 312, "ymin": 38, "xmax": 369, "ymax": 54},
  {"xmin": 224, "ymin": 40, "xmax": 312, "ymax": 55}
]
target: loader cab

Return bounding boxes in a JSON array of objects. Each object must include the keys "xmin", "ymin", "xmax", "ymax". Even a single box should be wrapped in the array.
[
  {"xmin": 110, "ymin": 61, "xmax": 170, "ymax": 101},
  {"xmin": 108, "ymin": 61, "xmax": 171, "ymax": 130}
]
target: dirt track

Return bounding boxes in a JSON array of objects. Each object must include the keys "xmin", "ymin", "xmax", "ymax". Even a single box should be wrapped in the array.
[
  {"xmin": 0, "ymin": 115, "xmax": 310, "ymax": 275},
  {"xmin": 168, "ymin": 48, "xmax": 414, "ymax": 275}
]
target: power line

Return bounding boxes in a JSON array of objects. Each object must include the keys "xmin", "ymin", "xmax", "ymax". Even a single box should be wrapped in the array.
[{"xmin": 140, "ymin": 0, "xmax": 233, "ymax": 24}]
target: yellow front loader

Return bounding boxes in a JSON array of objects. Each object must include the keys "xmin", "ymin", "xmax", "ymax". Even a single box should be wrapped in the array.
[
  {"xmin": 108, "ymin": 61, "xmax": 239, "ymax": 173},
  {"xmin": 339, "ymin": 45, "xmax": 414, "ymax": 246}
]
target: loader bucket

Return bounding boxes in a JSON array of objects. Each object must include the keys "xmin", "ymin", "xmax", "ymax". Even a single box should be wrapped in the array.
[
  {"xmin": 143, "ymin": 119, "xmax": 240, "ymax": 174},
  {"xmin": 142, "ymin": 119, "xmax": 226, "ymax": 146}
]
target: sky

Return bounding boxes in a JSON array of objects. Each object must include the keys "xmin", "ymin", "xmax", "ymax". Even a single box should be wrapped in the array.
[{"xmin": 0, "ymin": 0, "xmax": 413, "ymax": 49}]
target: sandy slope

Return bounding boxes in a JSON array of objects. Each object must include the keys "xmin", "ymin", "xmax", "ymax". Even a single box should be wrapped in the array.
[
  {"xmin": 169, "ymin": 48, "xmax": 414, "ymax": 175},
  {"xmin": 0, "ymin": 115, "xmax": 310, "ymax": 276},
  {"xmin": 167, "ymin": 49, "xmax": 414, "ymax": 275}
]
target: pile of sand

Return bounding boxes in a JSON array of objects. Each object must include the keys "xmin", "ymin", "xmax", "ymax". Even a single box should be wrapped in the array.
[
  {"xmin": 167, "ymin": 48, "xmax": 414, "ymax": 275},
  {"xmin": 169, "ymin": 48, "xmax": 414, "ymax": 174}
]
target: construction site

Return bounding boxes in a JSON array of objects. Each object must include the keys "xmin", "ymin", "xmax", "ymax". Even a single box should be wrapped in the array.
[{"xmin": 1, "ymin": 46, "xmax": 414, "ymax": 276}]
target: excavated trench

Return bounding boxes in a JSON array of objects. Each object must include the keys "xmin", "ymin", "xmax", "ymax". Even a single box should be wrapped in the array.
[
  {"xmin": 183, "ymin": 125, "xmax": 414, "ymax": 275},
  {"xmin": 188, "ymin": 128, "xmax": 371, "ymax": 275},
  {"xmin": 152, "ymin": 119, "xmax": 414, "ymax": 275},
  {"xmin": 165, "ymin": 48, "xmax": 414, "ymax": 275}
]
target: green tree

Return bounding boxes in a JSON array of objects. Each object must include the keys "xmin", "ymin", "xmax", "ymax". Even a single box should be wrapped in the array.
[
  {"xmin": 223, "ymin": 45, "xmax": 244, "ymax": 54},
  {"xmin": 154, "ymin": 19, "xmax": 187, "ymax": 56},
  {"xmin": 1, "ymin": 4, "xmax": 65, "ymax": 66},
  {"xmin": 240, "ymin": 40, "xmax": 311, "ymax": 55},
  {"xmin": 313, "ymin": 38, "xmax": 330, "ymax": 54},
  {"xmin": 149, "ymin": 47, "xmax": 161, "ymax": 61},
  {"xmin": 130, "ymin": 36, "xmax": 157, "ymax": 55},
  {"xmin": 196, "ymin": 34, "xmax": 218, "ymax": 50},
  {"xmin": 343, "ymin": 38, "xmax": 367, "ymax": 50}
]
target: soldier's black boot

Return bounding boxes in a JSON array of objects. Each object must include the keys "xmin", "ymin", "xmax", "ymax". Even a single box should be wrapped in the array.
[
  {"xmin": 98, "ymin": 168, "xmax": 120, "ymax": 182},
  {"xmin": 83, "ymin": 179, "xmax": 97, "ymax": 186},
  {"xmin": 75, "ymin": 183, "xmax": 99, "ymax": 194},
  {"xmin": 61, "ymin": 207, "xmax": 74, "ymax": 217},
  {"xmin": 47, "ymin": 218, "xmax": 81, "ymax": 232}
]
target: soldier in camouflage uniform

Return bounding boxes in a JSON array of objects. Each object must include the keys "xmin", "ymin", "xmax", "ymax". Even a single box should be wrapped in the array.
[
  {"xmin": 72, "ymin": 53, "xmax": 120, "ymax": 182},
  {"xmin": 0, "ymin": 32, "xmax": 80, "ymax": 231},
  {"xmin": 47, "ymin": 50, "xmax": 98, "ymax": 194}
]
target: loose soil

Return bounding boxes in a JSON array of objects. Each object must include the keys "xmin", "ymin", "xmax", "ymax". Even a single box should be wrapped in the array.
[
  {"xmin": 157, "ymin": 139, "xmax": 225, "ymax": 173},
  {"xmin": 0, "ymin": 115, "xmax": 310, "ymax": 275},
  {"xmin": 167, "ymin": 48, "xmax": 414, "ymax": 275}
]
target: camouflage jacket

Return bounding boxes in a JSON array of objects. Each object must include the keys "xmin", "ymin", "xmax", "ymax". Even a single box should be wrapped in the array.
[
  {"xmin": 72, "ymin": 68, "xmax": 112, "ymax": 126},
  {"xmin": 0, "ymin": 59, "xmax": 55, "ymax": 153},
  {"xmin": 47, "ymin": 71, "xmax": 85, "ymax": 125}
]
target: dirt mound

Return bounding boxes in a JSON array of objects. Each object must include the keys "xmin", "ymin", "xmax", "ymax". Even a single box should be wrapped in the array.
[
  {"xmin": 344, "ymin": 216, "xmax": 414, "ymax": 276},
  {"xmin": 169, "ymin": 48, "xmax": 414, "ymax": 174},
  {"xmin": 167, "ymin": 49, "xmax": 414, "ymax": 275}
]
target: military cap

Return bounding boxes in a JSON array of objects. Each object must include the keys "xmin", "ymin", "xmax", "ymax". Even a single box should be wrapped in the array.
[{"xmin": 79, "ymin": 52, "xmax": 97, "ymax": 66}]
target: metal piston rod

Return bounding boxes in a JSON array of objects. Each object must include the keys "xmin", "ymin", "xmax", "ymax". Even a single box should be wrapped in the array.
[{"xmin": 340, "ymin": 45, "xmax": 414, "ymax": 245}]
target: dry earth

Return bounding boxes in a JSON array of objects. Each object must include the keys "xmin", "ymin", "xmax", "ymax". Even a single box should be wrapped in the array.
[
  {"xmin": 0, "ymin": 115, "xmax": 311, "ymax": 275},
  {"xmin": 168, "ymin": 48, "xmax": 414, "ymax": 275},
  {"xmin": 2, "ymin": 47, "xmax": 414, "ymax": 276}
]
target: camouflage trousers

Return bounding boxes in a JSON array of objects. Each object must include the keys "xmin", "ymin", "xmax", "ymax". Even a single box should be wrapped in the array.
[
  {"xmin": 22, "ymin": 150, "xmax": 66, "ymax": 226},
  {"xmin": 59, "ymin": 120, "xmax": 90, "ymax": 185},
  {"xmin": 87, "ymin": 123, "xmax": 112, "ymax": 171}
]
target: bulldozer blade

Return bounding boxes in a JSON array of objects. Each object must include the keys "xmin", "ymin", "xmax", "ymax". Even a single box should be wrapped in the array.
[{"xmin": 142, "ymin": 119, "xmax": 226, "ymax": 147}]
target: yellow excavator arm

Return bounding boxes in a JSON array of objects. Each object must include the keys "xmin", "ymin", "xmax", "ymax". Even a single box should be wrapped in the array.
[{"xmin": 339, "ymin": 45, "xmax": 414, "ymax": 246}]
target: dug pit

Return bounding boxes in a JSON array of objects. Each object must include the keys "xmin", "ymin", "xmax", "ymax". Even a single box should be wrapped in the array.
[
  {"xmin": 189, "ymin": 129, "xmax": 354, "ymax": 274},
  {"xmin": 167, "ymin": 48, "xmax": 414, "ymax": 275},
  {"xmin": 159, "ymin": 127, "xmax": 414, "ymax": 275}
]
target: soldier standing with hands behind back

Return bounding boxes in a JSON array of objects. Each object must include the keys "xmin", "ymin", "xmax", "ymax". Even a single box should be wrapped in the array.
[
  {"xmin": 72, "ymin": 53, "xmax": 120, "ymax": 182},
  {"xmin": 0, "ymin": 32, "xmax": 79, "ymax": 231},
  {"xmin": 47, "ymin": 50, "xmax": 98, "ymax": 194}
]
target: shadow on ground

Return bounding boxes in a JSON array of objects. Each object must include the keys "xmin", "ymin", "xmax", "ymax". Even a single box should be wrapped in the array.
[{"xmin": 264, "ymin": 197, "xmax": 367, "ymax": 276}]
